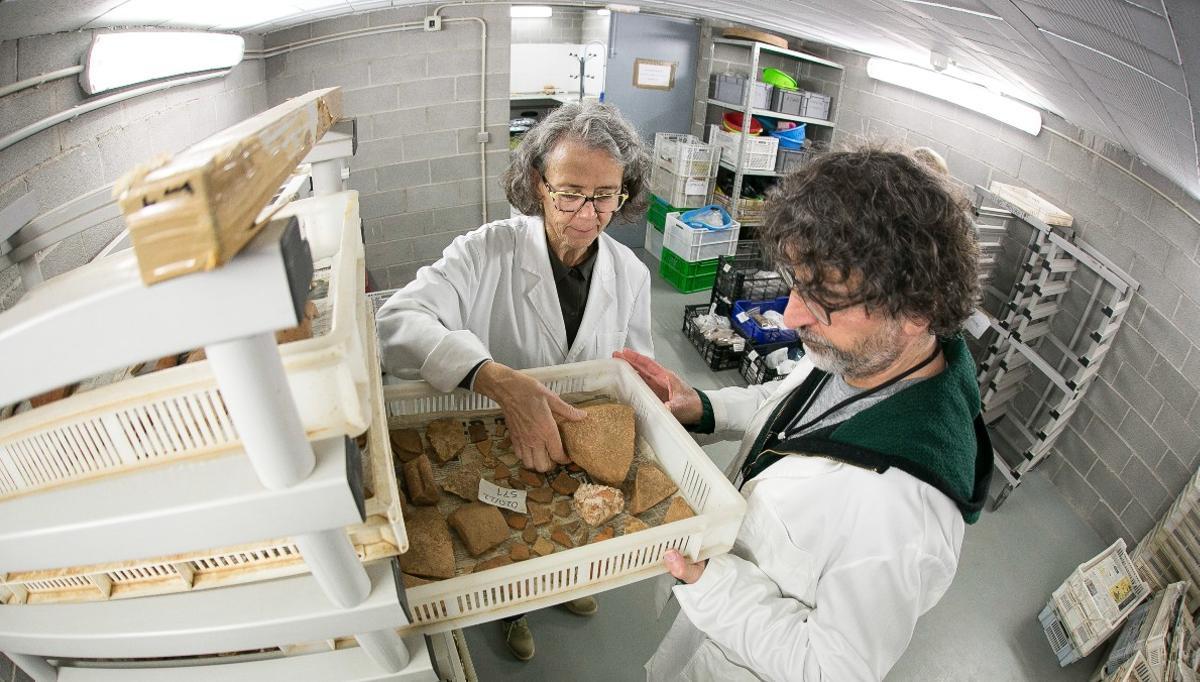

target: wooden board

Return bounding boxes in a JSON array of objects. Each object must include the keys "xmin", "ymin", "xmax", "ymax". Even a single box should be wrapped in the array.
[
  {"xmin": 721, "ymin": 27, "xmax": 789, "ymax": 49},
  {"xmin": 114, "ymin": 88, "xmax": 343, "ymax": 285}
]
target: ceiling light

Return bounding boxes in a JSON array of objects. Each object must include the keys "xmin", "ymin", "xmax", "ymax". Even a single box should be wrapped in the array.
[
  {"xmin": 866, "ymin": 57, "xmax": 1041, "ymax": 135},
  {"xmin": 80, "ymin": 32, "xmax": 244, "ymax": 95},
  {"xmin": 510, "ymin": 6, "xmax": 553, "ymax": 18},
  {"xmin": 596, "ymin": 8, "xmax": 611, "ymax": 16}
]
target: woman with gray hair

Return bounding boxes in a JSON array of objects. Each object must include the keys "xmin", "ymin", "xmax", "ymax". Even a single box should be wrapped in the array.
[{"xmin": 376, "ymin": 100, "xmax": 653, "ymax": 660}]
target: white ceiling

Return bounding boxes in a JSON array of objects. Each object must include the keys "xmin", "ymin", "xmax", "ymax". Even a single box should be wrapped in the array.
[{"xmin": 1, "ymin": 0, "xmax": 1197, "ymax": 198}]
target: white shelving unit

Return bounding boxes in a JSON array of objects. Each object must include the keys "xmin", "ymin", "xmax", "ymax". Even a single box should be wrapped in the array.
[
  {"xmin": 705, "ymin": 38, "xmax": 843, "ymax": 228},
  {"xmin": 0, "ymin": 109, "xmax": 457, "ymax": 681}
]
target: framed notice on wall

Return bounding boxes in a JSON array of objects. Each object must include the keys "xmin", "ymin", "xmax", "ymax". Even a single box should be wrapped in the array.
[{"xmin": 633, "ymin": 59, "xmax": 676, "ymax": 90}]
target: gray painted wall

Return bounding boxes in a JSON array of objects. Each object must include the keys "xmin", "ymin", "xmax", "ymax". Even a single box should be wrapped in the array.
[
  {"xmin": 0, "ymin": 31, "xmax": 267, "ymax": 312},
  {"xmin": 264, "ymin": 4, "xmax": 511, "ymax": 290}
]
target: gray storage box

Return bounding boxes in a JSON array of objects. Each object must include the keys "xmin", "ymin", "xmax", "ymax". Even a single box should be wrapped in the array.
[
  {"xmin": 710, "ymin": 73, "xmax": 773, "ymax": 109},
  {"xmin": 769, "ymin": 88, "xmax": 806, "ymax": 117},
  {"xmin": 801, "ymin": 92, "xmax": 831, "ymax": 120},
  {"xmin": 775, "ymin": 147, "xmax": 817, "ymax": 174}
]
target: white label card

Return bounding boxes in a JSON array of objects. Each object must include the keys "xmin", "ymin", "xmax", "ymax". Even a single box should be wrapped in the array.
[
  {"xmin": 684, "ymin": 178, "xmax": 707, "ymax": 195},
  {"xmin": 965, "ymin": 309, "xmax": 990, "ymax": 339},
  {"xmin": 478, "ymin": 479, "xmax": 527, "ymax": 513},
  {"xmin": 735, "ymin": 312, "xmax": 750, "ymax": 323}
]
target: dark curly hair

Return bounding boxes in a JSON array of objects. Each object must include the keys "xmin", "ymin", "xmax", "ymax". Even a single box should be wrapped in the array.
[
  {"xmin": 759, "ymin": 147, "xmax": 979, "ymax": 336},
  {"xmin": 502, "ymin": 100, "xmax": 650, "ymax": 222}
]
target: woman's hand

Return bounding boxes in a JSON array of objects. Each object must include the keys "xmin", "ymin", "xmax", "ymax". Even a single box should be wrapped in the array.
[
  {"xmin": 473, "ymin": 362, "xmax": 586, "ymax": 472},
  {"xmin": 613, "ymin": 349, "xmax": 703, "ymax": 425}
]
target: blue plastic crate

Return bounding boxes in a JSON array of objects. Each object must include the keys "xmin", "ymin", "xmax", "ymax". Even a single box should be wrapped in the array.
[{"xmin": 731, "ymin": 296, "xmax": 797, "ymax": 345}]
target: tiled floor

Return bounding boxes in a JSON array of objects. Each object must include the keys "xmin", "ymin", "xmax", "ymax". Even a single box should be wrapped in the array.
[{"xmin": 462, "ymin": 249, "xmax": 1110, "ymax": 681}]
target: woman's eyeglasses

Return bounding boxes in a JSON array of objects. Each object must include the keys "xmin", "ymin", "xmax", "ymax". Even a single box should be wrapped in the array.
[{"xmin": 544, "ymin": 182, "xmax": 628, "ymax": 214}]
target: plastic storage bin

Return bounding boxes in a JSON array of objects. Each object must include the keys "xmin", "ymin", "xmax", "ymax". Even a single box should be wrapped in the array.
[
  {"xmin": 650, "ymin": 164, "xmax": 715, "ymax": 209},
  {"xmin": 659, "ymin": 248, "xmax": 719, "ymax": 293},
  {"xmin": 653, "ymin": 133, "xmax": 720, "ymax": 177},
  {"xmin": 739, "ymin": 340, "xmax": 794, "ymax": 385},
  {"xmin": 731, "ymin": 296, "xmax": 798, "ymax": 345},
  {"xmin": 644, "ymin": 221, "xmax": 664, "ymax": 261},
  {"xmin": 710, "ymin": 73, "xmax": 773, "ymax": 109},
  {"xmin": 775, "ymin": 147, "xmax": 819, "ymax": 174},
  {"xmin": 801, "ymin": 92, "xmax": 832, "ymax": 119},
  {"xmin": 648, "ymin": 194, "xmax": 686, "ymax": 231},
  {"xmin": 711, "ymin": 243, "xmax": 789, "ymax": 316},
  {"xmin": 663, "ymin": 212, "xmax": 739, "ymax": 263},
  {"xmin": 683, "ymin": 304, "xmax": 746, "ymax": 370},
  {"xmin": 0, "ymin": 191, "xmax": 371, "ymax": 501},
  {"xmin": 770, "ymin": 88, "xmax": 806, "ymax": 116},
  {"xmin": 382, "ymin": 359, "xmax": 746, "ymax": 633},
  {"xmin": 708, "ymin": 125, "xmax": 779, "ymax": 171}
]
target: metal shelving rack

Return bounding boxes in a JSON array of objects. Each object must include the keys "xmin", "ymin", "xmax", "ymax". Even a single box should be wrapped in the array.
[
  {"xmin": 0, "ymin": 111, "xmax": 457, "ymax": 680},
  {"xmin": 705, "ymin": 38, "xmax": 843, "ymax": 228},
  {"xmin": 971, "ymin": 185, "xmax": 1139, "ymax": 510}
]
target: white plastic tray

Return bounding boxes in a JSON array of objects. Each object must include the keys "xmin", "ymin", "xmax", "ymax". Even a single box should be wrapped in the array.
[
  {"xmin": 0, "ymin": 298, "xmax": 406, "ymax": 605},
  {"xmin": 385, "ymin": 358, "xmax": 746, "ymax": 634},
  {"xmin": 663, "ymin": 211, "xmax": 740, "ymax": 263},
  {"xmin": 0, "ymin": 191, "xmax": 369, "ymax": 501}
]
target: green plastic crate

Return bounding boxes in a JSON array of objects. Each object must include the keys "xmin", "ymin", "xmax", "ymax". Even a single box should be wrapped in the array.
[
  {"xmin": 659, "ymin": 247, "xmax": 719, "ymax": 293},
  {"xmin": 648, "ymin": 194, "xmax": 686, "ymax": 231}
]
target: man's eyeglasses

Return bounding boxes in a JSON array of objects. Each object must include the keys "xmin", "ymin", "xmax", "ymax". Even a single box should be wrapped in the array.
[
  {"xmin": 544, "ymin": 182, "xmax": 628, "ymax": 215},
  {"xmin": 776, "ymin": 267, "xmax": 861, "ymax": 326}
]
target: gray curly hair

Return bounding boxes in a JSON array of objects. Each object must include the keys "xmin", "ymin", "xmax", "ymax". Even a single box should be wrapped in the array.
[{"xmin": 503, "ymin": 100, "xmax": 650, "ymax": 221}]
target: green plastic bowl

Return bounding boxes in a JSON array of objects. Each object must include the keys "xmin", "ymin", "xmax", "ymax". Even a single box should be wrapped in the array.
[{"xmin": 762, "ymin": 67, "xmax": 797, "ymax": 90}]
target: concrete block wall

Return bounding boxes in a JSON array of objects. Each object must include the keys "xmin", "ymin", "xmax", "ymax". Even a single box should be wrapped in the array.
[
  {"xmin": 0, "ymin": 32, "xmax": 267, "ymax": 312},
  {"xmin": 264, "ymin": 4, "xmax": 511, "ymax": 290},
  {"xmin": 511, "ymin": 8, "xmax": 608, "ymax": 45},
  {"xmin": 828, "ymin": 47, "xmax": 1200, "ymax": 546}
]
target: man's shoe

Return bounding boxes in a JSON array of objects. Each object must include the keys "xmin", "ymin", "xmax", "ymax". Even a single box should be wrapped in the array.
[
  {"xmin": 562, "ymin": 596, "xmax": 598, "ymax": 616},
  {"xmin": 502, "ymin": 616, "xmax": 535, "ymax": 661}
]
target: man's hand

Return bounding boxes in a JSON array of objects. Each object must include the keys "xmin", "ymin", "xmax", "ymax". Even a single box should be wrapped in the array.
[
  {"xmin": 665, "ymin": 549, "xmax": 706, "ymax": 584},
  {"xmin": 472, "ymin": 362, "xmax": 586, "ymax": 472},
  {"xmin": 613, "ymin": 349, "xmax": 703, "ymax": 425}
]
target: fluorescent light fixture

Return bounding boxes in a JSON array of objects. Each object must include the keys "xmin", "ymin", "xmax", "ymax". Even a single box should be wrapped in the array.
[
  {"xmin": 606, "ymin": 3, "xmax": 641, "ymax": 12},
  {"xmin": 80, "ymin": 32, "xmax": 244, "ymax": 95},
  {"xmin": 510, "ymin": 5, "xmax": 553, "ymax": 18},
  {"xmin": 866, "ymin": 57, "xmax": 1041, "ymax": 135},
  {"xmin": 596, "ymin": 8, "xmax": 611, "ymax": 16}
]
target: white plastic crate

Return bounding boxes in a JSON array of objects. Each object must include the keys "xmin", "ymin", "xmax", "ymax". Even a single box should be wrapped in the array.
[
  {"xmin": 649, "ymin": 164, "xmax": 715, "ymax": 209},
  {"xmin": 653, "ymin": 133, "xmax": 720, "ymax": 177},
  {"xmin": 1053, "ymin": 539, "xmax": 1152, "ymax": 658},
  {"xmin": 0, "ymin": 297, "xmax": 406, "ymax": 605},
  {"xmin": 708, "ymin": 124, "xmax": 778, "ymax": 171},
  {"xmin": 644, "ymin": 221, "xmax": 664, "ymax": 261},
  {"xmin": 663, "ymin": 211, "xmax": 740, "ymax": 263},
  {"xmin": 0, "ymin": 191, "xmax": 370, "ymax": 500},
  {"xmin": 383, "ymin": 358, "xmax": 746, "ymax": 635}
]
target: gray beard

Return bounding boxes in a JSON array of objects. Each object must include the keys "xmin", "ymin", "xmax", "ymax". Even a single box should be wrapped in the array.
[{"xmin": 798, "ymin": 326, "xmax": 904, "ymax": 381}]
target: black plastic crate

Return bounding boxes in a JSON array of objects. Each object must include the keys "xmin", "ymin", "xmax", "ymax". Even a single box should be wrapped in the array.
[
  {"xmin": 682, "ymin": 303, "xmax": 745, "ymax": 371},
  {"xmin": 710, "ymin": 242, "xmax": 790, "ymax": 316},
  {"xmin": 739, "ymin": 340, "xmax": 794, "ymax": 384}
]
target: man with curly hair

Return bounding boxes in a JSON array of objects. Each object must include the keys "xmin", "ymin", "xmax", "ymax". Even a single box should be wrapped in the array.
[{"xmin": 625, "ymin": 148, "xmax": 992, "ymax": 681}]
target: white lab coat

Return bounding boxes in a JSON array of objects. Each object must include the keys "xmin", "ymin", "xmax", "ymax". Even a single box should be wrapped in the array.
[
  {"xmin": 376, "ymin": 214, "xmax": 653, "ymax": 389},
  {"xmin": 645, "ymin": 358, "xmax": 965, "ymax": 682}
]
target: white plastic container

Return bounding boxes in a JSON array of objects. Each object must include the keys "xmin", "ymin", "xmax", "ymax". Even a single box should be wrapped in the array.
[
  {"xmin": 649, "ymin": 164, "xmax": 715, "ymax": 209},
  {"xmin": 652, "ymin": 133, "xmax": 720, "ymax": 177},
  {"xmin": 0, "ymin": 298, "xmax": 406, "ymax": 604},
  {"xmin": 0, "ymin": 192, "xmax": 370, "ymax": 500},
  {"xmin": 644, "ymin": 221, "xmax": 664, "ymax": 261},
  {"xmin": 663, "ymin": 211, "xmax": 740, "ymax": 263},
  {"xmin": 708, "ymin": 124, "xmax": 779, "ymax": 171},
  {"xmin": 384, "ymin": 359, "xmax": 746, "ymax": 634},
  {"xmin": 1051, "ymin": 539, "xmax": 1151, "ymax": 659}
]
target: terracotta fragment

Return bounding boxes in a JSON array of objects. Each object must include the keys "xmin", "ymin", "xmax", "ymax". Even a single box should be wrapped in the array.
[
  {"xmin": 185, "ymin": 348, "xmax": 207, "ymax": 363},
  {"xmin": 390, "ymin": 428, "xmax": 424, "ymax": 462},
  {"xmin": 532, "ymin": 537, "xmax": 555, "ymax": 557},
  {"xmin": 626, "ymin": 462, "xmax": 678, "ymax": 515},
  {"xmin": 448, "ymin": 503, "xmax": 509, "ymax": 556},
  {"xmin": 29, "ymin": 385, "xmax": 75, "ymax": 408},
  {"xmin": 402, "ymin": 573, "xmax": 434, "ymax": 588},
  {"xmin": 473, "ymin": 555, "xmax": 513, "ymax": 573},
  {"xmin": 499, "ymin": 453, "xmax": 520, "ymax": 466},
  {"xmin": 493, "ymin": 464, "xmax": 511, "ymax": 480},
  {"xmin": 566, "ymin": 463, "xmax": 583, "ymax": 473},
  {"xmin": 518, "ymin": 470, "xmax": 545, "ymax": 487},
  {"xmin": 551, "ymin": 472, "xmax": 581, "ymax": 495},
  {"xmin": 507, "ymin": 479, "xmax": 526, "ymax": 490},
  {"xmin": 553, "ymin": 499, "xmax": 572, "ymax": 518},
  {"xmin": 522, "ymin": 527, "xmax": 539, "ymax": 544},
  {"xmin": 477, "ymin": 440, "xmax": 493, "ymax": 457},
  {"xmin": 398, "ymin": 507, "xmax": 455, "ymax": 579},
  {"xmin": 551, "ymin": 529, "xmax": 574, "ymax": 549},
  {"xmin": 573, "ymin": 483, "xmax": 625, "ymax": 527},
  {"xmin": 506, "ymin": 512, "xmax": 528, "ymax": 530},
  {"xmin": 442, "ymin": 466, "xmax": 481, "ymax": 501},
  {"xmin": 530, "ymin": 502, "xmax": 552, "ymax": 526},
  {"xmin": 467, "ymin": 421, "xmax": 489, "ymax": 443},
  {"xmin": 624, "ymin": 517, "xmax": 649, "ymax": 534},
  {"xmin": 590, "ymin": 527, "xmax": 615, "ymax": 543},
  {"xmin": 662, "ymin": 497, "xmax": 696, "ymax": 524},
  {"xmin": 527, "ymin": 486, "xmax": 554, "ymax": 504},
  {"xmin": 509, "ymin": 544, "xmax": 531, "ymax": 561},
  {"xmin": 427, "ymin": 418, "xmax": 468, "ymax": 462},
  {"xmin": 559, "ymin": 403, "xmax": 636, "ymax": 486},
  {"xmin": 499, "ymin": 436, "xmax": 513, "ymax": 450},
  {"xmin": 402, "ymin": 455, "xmax": 440, "ymax": 505}
]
